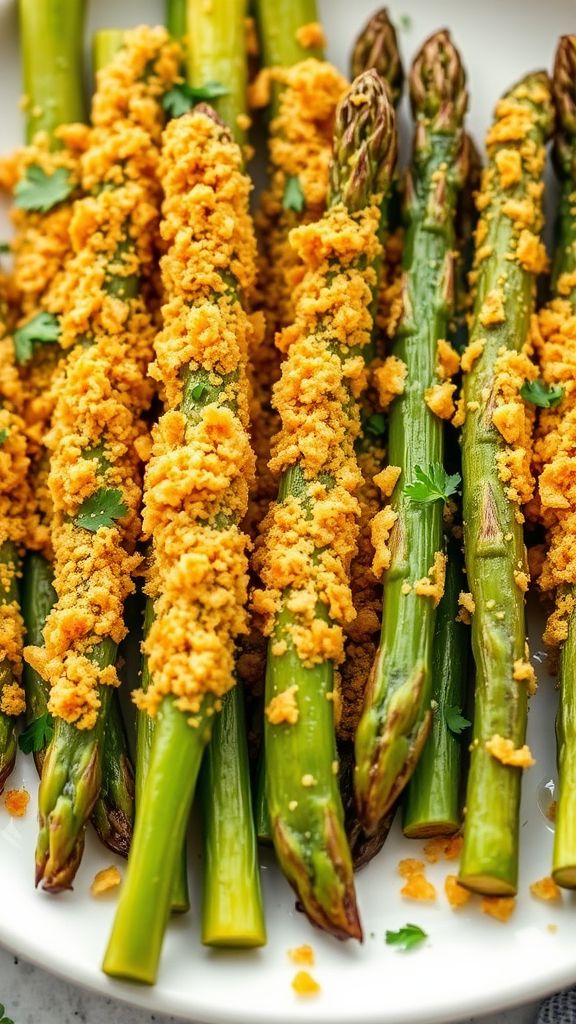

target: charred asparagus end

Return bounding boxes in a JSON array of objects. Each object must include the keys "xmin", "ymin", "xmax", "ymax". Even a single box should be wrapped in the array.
[
  {"xmin": 410, "ymin": 28, "xmax": 467, "ymax": 132},
  {"xmin": 329, "ymin": 68, "xmax": 397, "ymax": 213},
  {"xmin": 351, "ymin": 8, "xmax": 404, "ymax": 107}
]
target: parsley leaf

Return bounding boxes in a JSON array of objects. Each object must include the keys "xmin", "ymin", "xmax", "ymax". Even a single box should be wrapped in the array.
[
  {"xmin": 283, "ymin": 175, "xmax": 305, "ymax": 213},
  {"xmin": 13, "ymin": 311, "xmax": 61, "ymax": 365},
  {"xmin": 74, "ymin": 487, "xmax": 128, "ymax": 532},
  {"xmin": 362, "ymin": 412, "xmax": 387, "ymax": 440},
  {"xmin": 191, "ymin": 382, "xmax": 208, "ymax": 401},
  {"xmin": 18, "ymin": 712, "xmax": 54, "ymax": 755},
  {"xmin": 14, "ymin": 164, "xmax": 73, "ymax": 213},
  {"xmin": 404, "ymin": 463, "xmax": 461, "ymax": 504},
  {"xmin": 162, "ymin": 81, "xmax": 229, "ymax": 118},
  {"xmin": 0, "ymin": 429, "xmax": 8, "ymax": 447},
  {"xmin": 444, "ymin": 705, "xmax": 471, "ymax": 735},
  {"xmin": 0, "ymin": 1005, "xmax": 14, "ymax": 1024},
  {"xmin": 385, "ymin": 923, "xmax": 427, "ymax": 951},
  {"xmin": 520, "ymin": 378, "xmax": 564, "ymax": 409}
]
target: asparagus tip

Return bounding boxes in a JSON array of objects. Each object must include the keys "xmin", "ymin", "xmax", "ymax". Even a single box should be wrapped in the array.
[
  {"xmin": 351, "ymin": 8, "xmax": 404, "ymax": 107},
  {"xmin": 329, "ymin": 68, "xmax": 397, "ymax": 212},
  {"xmin": 553, "ymin": 36, "xmax": 576, "ymax": 174},
  {"xmin": 410, "ymin": 28, "xmax": 467, "ymax": 131}
]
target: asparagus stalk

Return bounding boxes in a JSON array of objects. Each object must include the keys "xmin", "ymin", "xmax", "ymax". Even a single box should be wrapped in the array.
[
  {"xmin": 19, "ymin": 0, "xmax": 87, "ymax": 142},
  {"xmin": 402, "ymin": 145, "xmax": 479, "ymax": 838},
  {"xmin": 247, "ymin": 5, "xmax": 344, "ymax": 838},
  {"xmin": 458, "ymin": 73, "xmax": 553, "ymax": 895},
  {"xmin": 27, "ymin": 29, "xmax": 180, "ymax": 893},
  {"xmin": 103, "ymin": 103, "xmax": 261, "ymax": 982},
  {"xmin": 186, "ymin": 0, "xmax": 248, "ymax": 142},
  {"xmin": 354, "ymin": 31, "xmax": 468, "ymax": 832},
  {"xmin": 336, "ymin": 4, "xmax": 405, "ymax": 866},
  {"xmin": 164, "ymin": 0, "xmax": 265, "ymax": 937},
  {"xmin": 531, "ymin": 36, "xmax": 576, "ymax": 888},
  {"xmin": 402, "ymin": 533, "xmax": 470, "ymax": 836},
  {"xmin": 167, "ymin": 0, "xmax": 187, "ymax": 41},
  {"xmin": 16, "ymin": 22, "xmax": 136, "ymax": 858},
  {"xmin": 253, "ymin": 70, "xmax": 396, "ymax": 940}
]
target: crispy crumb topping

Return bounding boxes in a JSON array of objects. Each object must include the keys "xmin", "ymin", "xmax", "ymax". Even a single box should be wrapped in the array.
[
  {"xmin": 23, "ymin": 27, "xmax": 180, "ymax": 730},
  {"xmin": 133, "ymin": 110, "xmax": 257, "ymax": 720}
]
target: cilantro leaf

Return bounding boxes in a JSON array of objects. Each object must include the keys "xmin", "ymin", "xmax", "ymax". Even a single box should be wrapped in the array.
[
  {"xmin": 162, "ymin": 81, "xmax": 229, "ymax": 118},
  {"xmin": 14, "ymin": 164, "xmax": 73, "ymax": 213},
  {"xmin": 74, "ymin": 487, "xmax": 128, "ymax": 532},
  {"xmin": 191, "ymin": 382, "xmax": 208, "ymax": 401},
  {"xmin": 18, "ymin": 713, "xmax": 54, "ymax": 755},
  {"xmin": 13, "ymin": 311, "xmax": 61, "ymax": 365},
  {"xmin": 283, "ymin": 175, "xmax": 305, "ymax": 214},
  {"xmin": 385, "ymin": 923, "xmax": 427, "ymax": 951},
  {"xmin": 362, "ymin": 412, "xmax": 387, "ymax": 440},
  {"xmin": 520, "ymin": 378, "xmax": 564, "ymax": 409},
  {"xmin": 444, "ymin": 705, "xmax": 471, "ymax": 735},
  {"xmin": 0, "ymin": 429, "xmax": 8, "ymax": 447},
  {"xmin": 404, "ymin": 463, "xmax": 461, "ymax": 504}
]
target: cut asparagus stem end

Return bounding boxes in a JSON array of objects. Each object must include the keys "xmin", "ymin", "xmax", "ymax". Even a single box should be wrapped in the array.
[
  {"xmin": 553, "ymin": 866, "xmax": 576, "ymax": 889},
  {"xmin": 351, "ymin": 8, "xmax": 404, "ymax": 106},
  {"xmin": 409, "ymin": 28, "xmax": 467, "ymax": 131},
  {"xmin": 103, "ymin": 696, "xmax": 213, "ymax": 983},
  {"xmin": 329, "ymin": 68, "xmax": 397, "ymax": 213}
]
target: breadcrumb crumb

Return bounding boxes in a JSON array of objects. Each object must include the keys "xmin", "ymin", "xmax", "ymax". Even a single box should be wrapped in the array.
[
  {"xmin": 292, "ymin": 971, "xmax": 321, "ymax": 997},
  {"xmin": 3, "ymin": 788, "xmax": 29, "ymax": 817},
  {"xmin": 529, "ymin": 876, "xmax": 561, "ymax": 902},
  {"xmin": 90, "ymin": 865, "xmax": 122, "ymax": 896}
]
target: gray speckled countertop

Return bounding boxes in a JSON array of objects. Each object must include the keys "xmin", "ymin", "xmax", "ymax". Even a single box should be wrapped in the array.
[{"xmin": 0, "ymin": 944, "xmax": 543, "ymax": 1024}]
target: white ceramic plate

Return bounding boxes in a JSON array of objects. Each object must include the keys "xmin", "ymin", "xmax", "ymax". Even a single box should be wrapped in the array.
[{"xmin": 1, "ymin": 1, "xmax": 576, "ymax": 1022}]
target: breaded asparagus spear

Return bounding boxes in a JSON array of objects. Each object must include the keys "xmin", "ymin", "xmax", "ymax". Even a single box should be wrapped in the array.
[
  {"xmin": 458, "ymin": 73, "xmax": 553, "ymax": 895},
  {"xmin": 354, "ymin": 31, "xmax": 468, "ymax": 831},
  {"xmin": 252, "ymin": 70, "xmax": 396, "ymax": 940},
  {"xmin": 24, "ymin": 28, "xmax": 181, "ymax": 893},
  {"xmin": 531, "ymin": 36, "xmax": 576, "ymax": 888},
  {"xmin": 103, "ymin": 103, "xmax": 261, "ymax": 983}
]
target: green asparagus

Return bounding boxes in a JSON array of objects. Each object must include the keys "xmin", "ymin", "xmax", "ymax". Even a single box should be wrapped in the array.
[{"xmin": 354, "ymin": 31, "xmax": 468, "ymax": 832}]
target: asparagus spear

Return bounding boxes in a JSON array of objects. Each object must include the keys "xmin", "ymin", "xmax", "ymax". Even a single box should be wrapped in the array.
[
  {"xmin": 186, "ymin": 0, "xmax": 248, "ymax": 143},
  {"xmin": 103, "ymin": 102, "xmax": 262, "ymax": 982},
  {"xmin": 167, "ymin": 0, "xmax": 187, "ymax": 41},
  {"xmin": 0, "ymin": 285, "xmax": 33, "ymax": 790},
  {"xmin": 354, "ymin": 31, "xmax": 468, "ymax": 832},
  {"xmin": 19, "ymin": 0, "xmax": 86, "ymax": 142},
  {"xmin": 247, "ymin": 4, "xmax": 345, "ymax": 837},
  {"xmin": 402, "ymin": 144, "xmax": 480, "ymax": 839},
  {"xmin": 531, "ymin": 36, "xmax": 576, "ymax": 888},
  {"xmin": 252, "ymin": 69, "xmax": 396, "ymax": 940},
  {"xmin": 16, "ymin": 21, "xmax": 136, "ymax": 858},
  {"xmin": 402, "ymin": 532, "xmax": 470, "ymax": 837},
  {"xmin": 25, "ymin": 28, "xmax": 181, "ymax": 893},
  {"xmin": 458, "ymin": 73, "xmax": 553, "ymax": 895},
  {"xmin": 336, "ymin": 4, "xmax": 405, "ymax": 866}
]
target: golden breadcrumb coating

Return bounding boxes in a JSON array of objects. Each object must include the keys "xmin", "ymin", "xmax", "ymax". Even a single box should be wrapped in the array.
[
  {"xmin": 133, "ymin": 110, "xmax": 258, "ymax": 720},
  {"xmin": 252, "ymin": 201, "xmax": 382, "ymax": 668},
  {"xmin": 24, "ymin": 27, "xmax": 181, "ymax": 730},
  {"xmin": 532, "ymin": 300, "xmax": 576, "ymax": 646}
]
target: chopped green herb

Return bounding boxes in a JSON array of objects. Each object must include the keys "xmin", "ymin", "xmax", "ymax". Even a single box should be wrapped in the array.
[
  {"xmin": 398, "ymin": 14, "xmax": 412, "ymax": 30},
  {"xmin": 0, "ymin": 242, "xmax": 10, "ymax": 254},
  {"xmin": 191, "ymin": 382, "xmax": 209, "ymax": 401},
  {"xmin": 404, "ymin": 463, "xmax": 461, "ymax": 504},
  {"xmin": 74, "ymin": 487, "xmax": 128, "ymax": 533},
  {"xmin": 0, "ymin": 1004, "xmax": 14, "ymax": 1024},
  {"xmin": 520, "ymin": 378, "xmax": 564, "ymax": 409},
  {"xmin": 18, "ymin": 713, "xmax": 54, "ymax": 755},
  {"xmin": 13, "ymin": 311, "xmax": 61, "ymax": 365},
  {"xmin": 162, "ymin": 81, "xmax": 229, "ymax": 118},
  {"xmin": 385, "ymin": 923, "xmax": 427, "ymax": 951},
  {"xmin": 444, "ymin": 705, "xmax": 471, "ymax": 735},
  {"xmin": 283, "ymin": 174, "xmax": 305, "ymax": 214},
  {"xmin": 14, "ymin": 164, "xmax": 73, "ymax": 213},
  {"xmin": 362, "ymin": 412, "xmax": 387, "ymax": 440},
  {"xmin": 0, "ymin": 429, "xmax": 8, "ymax": 447}
]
